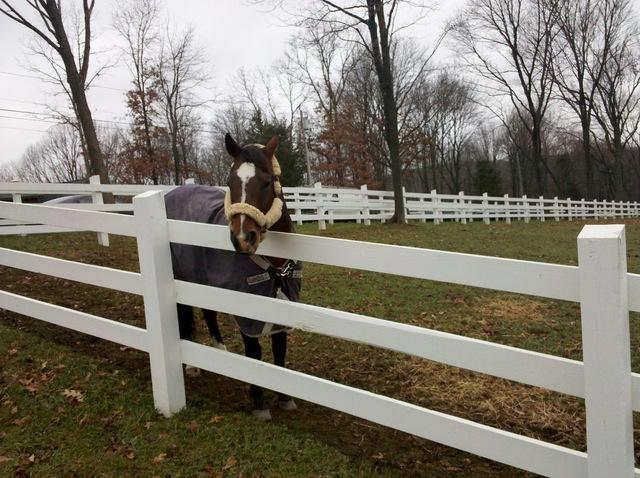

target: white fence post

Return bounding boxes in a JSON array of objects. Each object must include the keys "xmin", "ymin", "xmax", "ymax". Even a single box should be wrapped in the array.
[
  {"xmin": 482, "ymin": 193, "xmax": 489, "ymax": 224},
  {"xmin": 90, "ymin": 175, "xmax": 109, "ymax": 247},
  {"xmin": 431, "ymin": 190, "xmax": 440, "ymax": 225},
  {"xmin": 293, "ymin": 191, "xmax": 303, "ymax": 226},
  {"xmin": 522, "ymin": 195, "xmax": 529, "ymax": 223},
  {"xmin": 360, "ymin": 185, "xmax": 371, "ymax": 226},
  {"xmin": 133, "ymin": 190, "xmax": 186, "ymax": 417},
  {"xmin": 577, "ymin": 224, "xmax": 634, "ymax": 477},
  {"xmin": 314, "ymin": 182, "xmax": 326, "ymax": 231},
  {"xmin": 402, "ymin": 186, "xmax": 408, "ymax": 223},
  {"xmin": 538, "ymin": 196, "xmax": 545, "ymax": 222},
  {"xmin": 503, "ymin": 194, "xmax": 511, "ymax": 224},
  {"xmin": 11, "ymin": 193, "xmax": 26, "ymax": 237},
  {"xmin": 458, "ymin": 191, "xmax": 466, "ymax": 224}
]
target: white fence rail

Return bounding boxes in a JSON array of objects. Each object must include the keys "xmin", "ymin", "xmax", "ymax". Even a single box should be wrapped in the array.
[
  {"xmin": 1, "ymin": 178, "xmax": 638, "ymax": 238},
  {"xmin": 0, "ymin": 192, "xmax": 639, "ymax": 476}
]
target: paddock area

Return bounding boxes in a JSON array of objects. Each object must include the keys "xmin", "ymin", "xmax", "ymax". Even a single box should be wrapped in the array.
[{"xmin": 2, "ymin": 219, "xmax": 640, "ymax": 477}]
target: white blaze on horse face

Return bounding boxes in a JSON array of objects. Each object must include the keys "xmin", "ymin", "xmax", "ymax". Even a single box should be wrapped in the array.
[{"xmin": 235, "ymin": 162, "xmax": 256, "ymax": 238}]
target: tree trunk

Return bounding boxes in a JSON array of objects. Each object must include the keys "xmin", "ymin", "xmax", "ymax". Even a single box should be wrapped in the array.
[
  {"xmin": 531, "ymin": 123, "xmax": 544, "ymax": 195},
  {"xmin": 367, "ymin": 0, "xmax": 405, "ymax": 223},
  {"xmin": 172, "ymin": 131, "xmax": 181, "ymax": 185},
  {"xmin": 582, "ymin": 124, "xmax": 594, "ymax": 198},
  {"xmin": 47, "ymin": 4, "xmax": 109, "ymax": 185},
  {"xmin": 63, "ymin": 56, "xmax": 109, "ymax": 185}
]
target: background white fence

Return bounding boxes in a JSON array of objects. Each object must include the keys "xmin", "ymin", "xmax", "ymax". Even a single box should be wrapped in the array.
[
  {"xmin": 1, "ymin": 178, "xmax": 638, "ymax": 239},
  {"xmin": 0, "ymin": 192, "xmax": 639, "ymax": 476}
]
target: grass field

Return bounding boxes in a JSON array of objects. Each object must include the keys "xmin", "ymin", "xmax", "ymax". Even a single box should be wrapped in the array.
[{"xmin": 1, "ymin": 218, "xmax": 640, "ymax": 477}]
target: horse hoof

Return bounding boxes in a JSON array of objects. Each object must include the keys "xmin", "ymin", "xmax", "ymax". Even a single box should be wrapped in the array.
[
  {"xmin": 185, "ymin": 365, "xmax": 201, "ymax": 377},
  {"xmin": 278, "ymin": 398, "xmax": 297, "ymax": 411},
  {"xmin": 252, "ymin": 408, "xmax": 272, "ymax": 421}
]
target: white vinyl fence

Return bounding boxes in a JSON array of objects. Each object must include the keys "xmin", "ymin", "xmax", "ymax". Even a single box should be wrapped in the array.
[
  {"xmin": 0, "ymin": 191, "xmax": 639, "ymax": 477},
  {"xmin": 1, "ymin": 178, "xmax": 638, "ymax": 239}
]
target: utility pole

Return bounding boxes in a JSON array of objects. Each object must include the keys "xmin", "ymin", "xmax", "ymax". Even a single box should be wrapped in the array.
[{"xmin": 299, "ymin": 110, "xmax": 312, "ymax": 185}]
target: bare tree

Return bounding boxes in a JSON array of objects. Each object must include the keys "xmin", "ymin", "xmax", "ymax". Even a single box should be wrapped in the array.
[
  {"xmin": 430, "ymin": 72, "xmax": 479, "ymax": 192},
  {"xmin": 274, "ymin": 55, "xmax": 309, "ymax": 142},
  {"xmin": 114, "ymin": 0, "xmax": 163, "ymax": 183},
  {"xmin": 158, "ymin": 26, "xmax": 209, "ymax": 184},
  {"xmin": 286, "ymin": 23, "xmax": 358, "ymax": 185},
  {"xmin": 14, "ymin": 125, "xmax": 85, "ymax": 183},
  {"xmin": 590, "ymin": 11, "xmax": 640, "ymax": 198},
  {"xmin": 549, "ymin": 0, "xmax": 633, "ymax": 197},
  {"xmin": 290, "ymin": 0, "xmax": 444, "ymax": 222},
  {"xmin": 453, "ymin": 0, "xmax": 558, "ymax": 195},
  {"xmin": 0, "ymin": 0, "xmax": 109, "ymax": 184},
  {"xmin": 0, "ymin": 163, "xmax": 18, "ymax": 182}
]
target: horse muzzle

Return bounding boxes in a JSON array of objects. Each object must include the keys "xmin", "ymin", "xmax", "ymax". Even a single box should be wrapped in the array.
[{"xmin": 230, "ymin": 229, "xmax": 259, "ymax": 254}]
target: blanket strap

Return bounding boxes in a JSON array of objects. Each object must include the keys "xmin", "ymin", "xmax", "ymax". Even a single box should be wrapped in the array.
[
  {"xmin": 246, "ymin": 255, "xmax": 299, "ymax": 337},
  {"xmin": 247, "ymin": 255, "xmax": 301, "ymax": 288}
]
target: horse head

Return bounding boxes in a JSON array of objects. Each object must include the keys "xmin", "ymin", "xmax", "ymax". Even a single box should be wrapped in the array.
[{"xmin": 224, "ymin": 133, "xmax": 283, "ymax": 254}]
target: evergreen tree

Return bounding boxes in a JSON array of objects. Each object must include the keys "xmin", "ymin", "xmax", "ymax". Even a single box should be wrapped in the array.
[
  {"xmin": 473, "ymin": 160, "xmax": 502, "ymax": 196},
  {"xmin": 245, "ymin": 111, "xmax": 305, "ymax": 186}
]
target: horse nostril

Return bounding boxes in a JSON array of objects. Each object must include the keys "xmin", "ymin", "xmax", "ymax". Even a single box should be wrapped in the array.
[
  {"xmin": 247, "ymin": 230, "xmax": 258, "ymax": 245},
  {"xmin": 230, "ymin": 232, "xmax": 240, "ymax": 251}
]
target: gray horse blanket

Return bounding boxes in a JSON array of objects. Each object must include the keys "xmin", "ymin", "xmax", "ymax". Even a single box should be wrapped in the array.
[{"xmin": 164, "ymin": 185, "xmax": 301, "ymax": 337}]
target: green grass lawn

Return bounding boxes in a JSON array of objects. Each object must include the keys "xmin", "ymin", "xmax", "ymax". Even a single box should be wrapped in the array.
[{"xmin": 1, "ymin": 218, "xmax": 639, "ymax": 477}]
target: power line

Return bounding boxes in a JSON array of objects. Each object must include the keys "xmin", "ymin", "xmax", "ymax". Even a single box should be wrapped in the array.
[
  {"xmin": 0, "ymin": 114, "xmax": 59, "ymax": 124},
  {"xmin": 0, "ymin": 70, "xmax": 126, "ymax": 92},
  {"xmin": 0, "ymin": 96, "xmax": 123, "ymax": 116},
  {"xmin": 0, "ymin": 108, "xmax": 219, "ymax": 135},
  {"xmin": 0, "ymin": 96, "xmax": 48, "ymax": 107},
  {"xmin": 0, "ymin": 125, "xmax": 49, "ymax": 133},
  {"xmin": 0, "ymin": 107, "xmax": 51, "ymax": 116}
]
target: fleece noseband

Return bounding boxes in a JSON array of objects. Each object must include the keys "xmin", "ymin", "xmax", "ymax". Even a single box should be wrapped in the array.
[{"xmin": 224, "ymin": 147, "xmax": 283, "ymax": 233}]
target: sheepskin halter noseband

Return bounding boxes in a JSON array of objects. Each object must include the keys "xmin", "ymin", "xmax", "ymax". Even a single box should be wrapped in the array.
[{"xmin": 224, "ymin": 145, "xmax": 283, "ymax": 233}]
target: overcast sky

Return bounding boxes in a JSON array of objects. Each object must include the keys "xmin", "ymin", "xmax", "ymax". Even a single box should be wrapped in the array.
[{"xmin": 0, "ymin": 1, "xmax": 464, "ymax": 168}]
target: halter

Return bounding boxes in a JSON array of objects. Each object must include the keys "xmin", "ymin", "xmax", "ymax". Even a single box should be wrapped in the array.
[{"xmin": 224, "ymin": 145, "xmax": 284, "ymax": 233}]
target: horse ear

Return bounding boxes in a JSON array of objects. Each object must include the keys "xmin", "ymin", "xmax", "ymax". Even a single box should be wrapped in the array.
[
  {"xmin": 263, "ymin": 135, "xmax": 278, "ymax": 159},
  {"xmin": 225, "ymin": 133, "xmax": 241, "ymax": 157}
]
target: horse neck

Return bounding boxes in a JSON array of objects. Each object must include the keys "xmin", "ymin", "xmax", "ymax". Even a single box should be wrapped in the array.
[{"xmin": 264, "ymin": 195, "xmax": 294, "ymax": 268}]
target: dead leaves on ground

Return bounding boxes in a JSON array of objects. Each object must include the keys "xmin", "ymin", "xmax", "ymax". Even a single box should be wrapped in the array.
[
  {"xmin": 186, "ymin": 420, "xmax": 199, "ymax": 432},
  {"xmin": 152, "ymin": 453, "xmax": 167, "ymax": 463},
  {"xmin": 222, "ymin": 456, "xmax": 237, "ymax": 471},
  {"xmin": 61, "ymin": 388, "xmax": 84, "ymax": 403}
]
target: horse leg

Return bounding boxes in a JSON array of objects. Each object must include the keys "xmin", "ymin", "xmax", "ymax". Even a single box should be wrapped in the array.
[
  {"xmin": 202, "ymin": 309, "xmax": 226, "ymax": 351},
  {"xmin": 241, "ymin": 332, "xmax": 270, "ymax": 420},
  {"xmin": 272, "ymin": 332, "xmax": 297, "ymax": 411},
  {"xmin": 177, "ymin": 303, "xmax": 194, "ymax": 339},
  {"xmin": 177, "ymin": 304, "xmax": 200, "ymax": 377}
]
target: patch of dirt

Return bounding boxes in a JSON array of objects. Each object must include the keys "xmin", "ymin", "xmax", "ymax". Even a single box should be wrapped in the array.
[
  {"xmin": 395, "ymin": 357, "xmax": 585, "ymax": 450},
  {"xmin": 477, "ymin": 297, "xmax": 550, "ymax": 322}
]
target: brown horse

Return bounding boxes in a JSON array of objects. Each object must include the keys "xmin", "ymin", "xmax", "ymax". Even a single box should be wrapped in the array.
[{"xmin": 164, "ymin": 133, "xmax": 300, "ymax": 421}]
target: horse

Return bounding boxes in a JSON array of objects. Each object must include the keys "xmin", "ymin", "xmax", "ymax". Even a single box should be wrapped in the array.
[{"xmin": 164, "ymin": 133, "xmax": 301, "ymax": 421}]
